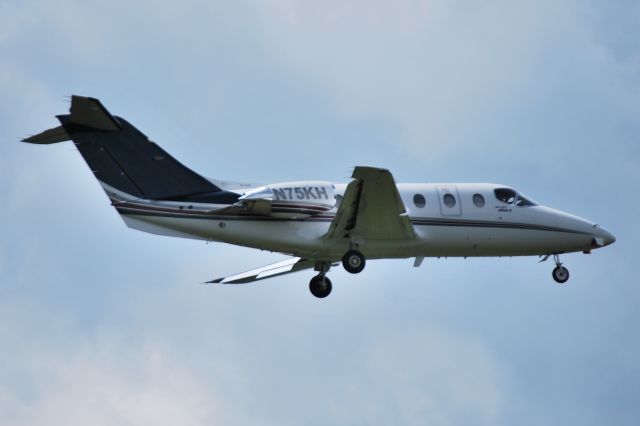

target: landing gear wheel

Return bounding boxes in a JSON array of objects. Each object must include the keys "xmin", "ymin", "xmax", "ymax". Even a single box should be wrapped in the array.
[
  {"xmin": 309, "ymin": 275, "xmax": 332, "ymax": 298},
  {"xmin": 552, "ymin": 266, "xmax": 570, "ymax": 284},
  {"xmin": 342, "ymin": 250, "xmax": 366, "ymax": 274}
]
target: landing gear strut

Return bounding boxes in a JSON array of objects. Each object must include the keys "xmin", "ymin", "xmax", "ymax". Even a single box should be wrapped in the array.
[
  {"xmin": 551, "ymin": 254, "xmax": 570, "ymax": 284},
  {"xmin": 308, "ymin": 251, "xmax": 366, "ymax": 298},
  {"xmin": 342, "ymin": 250, "xmax": 366, "ymax": 274}
]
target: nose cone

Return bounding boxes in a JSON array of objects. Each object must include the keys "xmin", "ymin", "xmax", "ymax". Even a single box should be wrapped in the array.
[
  {"xmin": 601, "ymin": 228, "xmax": 616, "ymax": 246},
  {"xmin": 593, "ymin": 227, "xmax": 616, "ymax": 247}
]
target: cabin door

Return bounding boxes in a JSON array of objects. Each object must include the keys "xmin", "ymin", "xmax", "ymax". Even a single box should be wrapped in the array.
[{"xmin": 437, "ymin": 186, "xmax": 462, "ymax": 216}]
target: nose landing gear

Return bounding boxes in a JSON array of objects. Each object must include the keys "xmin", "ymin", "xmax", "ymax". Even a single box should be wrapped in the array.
[{"xmin": 551, "ymin": 254, "xmax": 570, "ymax": 284}]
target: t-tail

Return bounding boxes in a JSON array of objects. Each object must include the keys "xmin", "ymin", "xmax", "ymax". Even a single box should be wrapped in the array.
[{"xmin": 22, "ymin": 96, "xmax": 234, "ymax": 205}]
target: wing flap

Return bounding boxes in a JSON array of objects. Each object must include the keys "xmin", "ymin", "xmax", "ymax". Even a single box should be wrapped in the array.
[{"xmin": 206, "ymin": 257, "xmax": 316, "ymax": 284}]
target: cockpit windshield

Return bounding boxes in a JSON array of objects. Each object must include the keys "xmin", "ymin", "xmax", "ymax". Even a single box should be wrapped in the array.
[
  {"xmin": 494, "ymin": 188, "xmax": 516, "ymax": 204},
  {"xmin": 494, "ymin": 188, "xmax": 538, "ymax": 207}
]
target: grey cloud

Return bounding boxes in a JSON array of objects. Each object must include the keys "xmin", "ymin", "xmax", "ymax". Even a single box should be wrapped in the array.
[{"xmin": 0, "ymin": 1, "xmax": 638, "ymax": 425}]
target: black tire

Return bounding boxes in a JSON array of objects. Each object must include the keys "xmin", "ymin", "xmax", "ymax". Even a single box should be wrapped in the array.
[
  {"xmin": 309, "ymin": 275, "xmax": 332, "ymax": 298},
  {"xmin": 342, "ymin": 250, "xmax": 366, "ymax": 274},
  {"xmin": 552, "ymin": 266, "xmax": 570, "ymax": 284}
]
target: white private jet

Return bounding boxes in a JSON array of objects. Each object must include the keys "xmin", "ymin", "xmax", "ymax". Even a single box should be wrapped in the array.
[{"xmin": 23, "ymin": 96, "xmax": 615, "ymax": 298}]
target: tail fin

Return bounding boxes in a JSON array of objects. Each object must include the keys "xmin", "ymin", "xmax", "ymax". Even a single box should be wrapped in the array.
[{"xmin": 23, "ymin": 96, "xmax": 221, "ymax": 200}]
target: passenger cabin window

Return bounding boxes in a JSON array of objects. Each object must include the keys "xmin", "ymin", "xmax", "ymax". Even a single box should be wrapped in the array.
[
  {"xmin": 413, "ymin": 194, "xmax": 426, "ymax": 208},
  {"xmin": 443, "ymin": 193, "xmax": 456, "ymax": 208},
  {"xmin": 494, "ymin": 188, "xmax": 516, "ymax": 204},
  {"xmin": 473, "ymin": 193, "xmax": 485, "ymax": 208}
]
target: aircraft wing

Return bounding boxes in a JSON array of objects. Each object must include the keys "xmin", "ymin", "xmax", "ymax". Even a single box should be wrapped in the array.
[
  {"xmin": 324, "ymin": 166, "xmax": 416, "ymax": 241},
  {"xmin": 206, "ymin": 257, "xmax": 316, "ymax": 284}
]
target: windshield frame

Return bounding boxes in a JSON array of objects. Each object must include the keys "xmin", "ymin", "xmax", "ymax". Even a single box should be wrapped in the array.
[
  {"xmin": 494, "ymin": 188, "xmax": 538, "ymax": 207},
  {"xmin": 514, "ymin": 193, "xmax": 538, "ymax": 207}
]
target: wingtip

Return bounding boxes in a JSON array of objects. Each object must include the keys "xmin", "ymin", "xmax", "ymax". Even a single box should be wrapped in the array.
[{"xmin": 204, "ymin": 278, "xmax": 224, "ymax": 284}]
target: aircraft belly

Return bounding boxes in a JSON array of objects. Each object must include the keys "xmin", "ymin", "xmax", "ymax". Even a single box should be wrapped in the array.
[
  {"xmin": 123, "ymin": 214, "xmax": 593, "ymax": 259},
  {"xmin": 413, "ymin": 225, "xmax": 592, "ymax": 257},
  {"xmin": 122, "ymin": 214, "xmax": 333, "ymax": 255},
  {"xmin": 121, "ymin": 215, "xmax": 210, "ymax": 240}
]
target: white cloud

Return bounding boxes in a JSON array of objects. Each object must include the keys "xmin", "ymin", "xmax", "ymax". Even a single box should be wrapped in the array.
[
  {"xmin": 262, "ymin": 0, "xmax": 430, "ymax": 32},
  {"xmin": 329, "ymin": 326, "xmax": 504, "ymax": 426},
  {"xmin": 0, "ymin": 338, "xmax": 243, "ymax": 426},
  {"xmin": 255, "ymin": 0, "xmax": 639, "ymax": 163},
  {"xmin": 255, "ymin": 1, "xmax": 544, "ymax": 145}
]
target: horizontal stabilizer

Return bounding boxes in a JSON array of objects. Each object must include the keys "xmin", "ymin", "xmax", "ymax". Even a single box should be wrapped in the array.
[{"xmin": 22, "ymin": 125, "xmax": 70, "ymax": 144}]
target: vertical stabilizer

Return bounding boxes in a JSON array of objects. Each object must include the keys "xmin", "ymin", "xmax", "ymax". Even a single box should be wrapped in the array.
[{"xmin": 22, "ymin": 96, "xmax": 221, "ymax": 200}]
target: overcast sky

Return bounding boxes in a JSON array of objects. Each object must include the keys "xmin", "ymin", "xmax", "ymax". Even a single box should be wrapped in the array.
[{"xmin": 1, "ymin": 1, "xmax": 638, "ymax": 425}]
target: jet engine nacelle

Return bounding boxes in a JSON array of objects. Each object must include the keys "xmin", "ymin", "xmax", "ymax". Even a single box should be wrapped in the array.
[{"xmin": 238, "ymin": 181, "xmax": 336, "ymax": 218}]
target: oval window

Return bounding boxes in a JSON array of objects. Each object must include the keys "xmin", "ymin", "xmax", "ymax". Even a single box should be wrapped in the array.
[
  {"xmin": 443, "ymin": 193, "xmax": 456, "ymax": 208},
  {"xmin": 473, "ymin": 193, "xmax": 485, "ymax": 208},
  {"xmin": 413, "ymin": 194, "xmax": 426, "ymax": 208}
]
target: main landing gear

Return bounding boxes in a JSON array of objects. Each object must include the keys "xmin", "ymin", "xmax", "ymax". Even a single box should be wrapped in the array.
[
  {"xmin": 308, "ymin": 250, "xmax": 367, "ymax": 298},
  {"xmin": 309, "ymin": 274, "xmax": 332, "ymax": 298},
  {"xmin": 342, "ymin": 250, "xmax": 366, "ymax": 274},
  {"xmin": 309, "ymin": 261, "xmax": 332, "ymax": 298}
]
